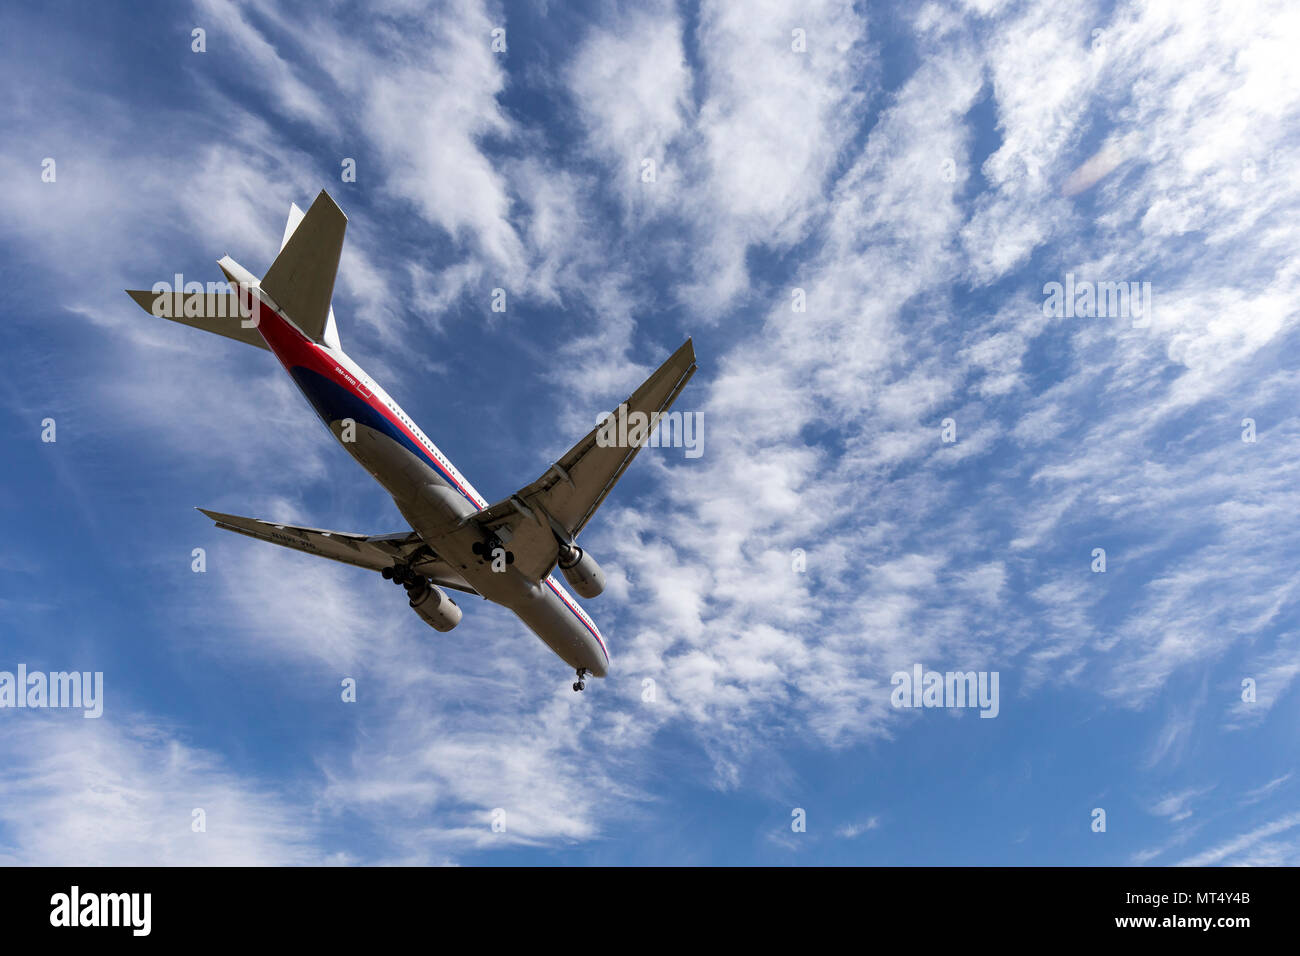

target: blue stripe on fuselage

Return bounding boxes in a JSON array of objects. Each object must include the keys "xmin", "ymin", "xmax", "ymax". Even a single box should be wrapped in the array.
[{"xmin": 288, "ymin": 365, "xmax": 478, "ymax": 507}]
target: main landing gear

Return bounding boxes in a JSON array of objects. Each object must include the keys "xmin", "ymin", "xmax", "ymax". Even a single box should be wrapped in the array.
[
  {"xmin": 382, "ymin": 564, "xmax": 420, "ymax": 588},
  {"xmin": 572, "ymin": 668, "xmax": 587, "ymax": 693}
]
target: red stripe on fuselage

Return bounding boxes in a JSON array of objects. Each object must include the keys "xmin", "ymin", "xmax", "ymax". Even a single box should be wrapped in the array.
[
  {"xmin": 252, "ymin": 303, "xmax": 485, "ymax": 509},
  {"xmin": 547, "ymin": 576, "xmax": 608, "ymax": 661}
]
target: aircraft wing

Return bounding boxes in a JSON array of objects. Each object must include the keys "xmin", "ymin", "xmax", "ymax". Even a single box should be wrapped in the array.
[
  {"xmin": 468, "ymin": 338, "xmax": 697, "ymax": 582},
  {"xmin": 197, "ymin": 508, "xmax": 478, "ymax": 595}
]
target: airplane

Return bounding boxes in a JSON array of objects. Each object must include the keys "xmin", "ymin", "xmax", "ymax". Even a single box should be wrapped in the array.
[{"xmin": 126, "ymin": 190, "xmax": 696, "ymax": 692}]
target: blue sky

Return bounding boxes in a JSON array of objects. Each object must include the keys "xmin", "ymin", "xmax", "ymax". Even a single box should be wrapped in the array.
[{"xmin": 1, "ymin": 0, "xmax": 1298, "ymax": 865}]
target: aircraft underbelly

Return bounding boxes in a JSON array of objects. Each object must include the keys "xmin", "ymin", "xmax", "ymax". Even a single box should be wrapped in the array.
[
  {"xmin": 331, "ymin": 420, "xmax": 609, "ymax": 676},
  {"xmin": 276, "ymin": 352, "xmax": 608, "ymax": 678},
  {"xmin": 508, "ymin": 587, "xmax": 608, "ymax": 676}
]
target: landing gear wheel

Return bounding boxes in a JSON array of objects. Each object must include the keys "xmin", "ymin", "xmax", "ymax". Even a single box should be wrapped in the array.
[
  {"xmin": 572, "ymin": 681, "xmax": 583, "ymax": 692},
  {"xmin": 388, "ymin": 566, "xmax": 419, "ymax": 587},
  {"xmin": 572, "ymin": 668, "xmax": 588, "ymax": 692}
]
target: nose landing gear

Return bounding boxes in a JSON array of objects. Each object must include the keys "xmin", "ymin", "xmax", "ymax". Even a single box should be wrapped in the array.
[{"xmin": 572, "ymin": 668, "xmax": 587, "ymax": 692}]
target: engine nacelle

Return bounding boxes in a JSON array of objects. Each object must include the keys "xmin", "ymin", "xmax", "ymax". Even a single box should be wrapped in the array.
[
  {"xmin": 558, "ymin": 545, "xmax": 605, "ymax": 598},
  {"xmin": 407, "ymin": 579, "xmax": 462, "ymax": 632}
]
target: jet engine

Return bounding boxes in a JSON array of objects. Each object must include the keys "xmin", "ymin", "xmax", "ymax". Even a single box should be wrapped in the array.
[
  {"xmin": 407, "ymin": 579, "xmax": 462, "ymax": 632},
  {"xmin": 557, "ymin": 544, "xmax": 605, "ymax": 598}
]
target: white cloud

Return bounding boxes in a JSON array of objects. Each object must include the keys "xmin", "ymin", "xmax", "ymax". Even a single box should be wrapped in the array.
[
  {"xmin": 0, "ymin": 718, "xmax": 325, "ymax": 866},
  {"xmin": 1150, "ymin": 785, "xmax": 1215, "ymax": 823},
  {"xmin": 837, "ymin": 817, "xmax": 881, "ymax": 838},
  {"xmin": 567, "ymin": 1, "xmax": 692, "ymax": 212},
  {"xmin": 1177, "ymin": 811, "xmax": 1300, "ymax": 866}
]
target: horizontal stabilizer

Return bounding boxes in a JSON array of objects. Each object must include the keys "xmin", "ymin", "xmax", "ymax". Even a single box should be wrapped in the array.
[{"xmin": 124, "ymin": 289, "xmax": 268, "ymax": 350}]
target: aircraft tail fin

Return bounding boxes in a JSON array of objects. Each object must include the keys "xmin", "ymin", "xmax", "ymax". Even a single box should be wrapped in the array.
[
  {"xmin": 280, "ymin": 202, "xmax": 305, "ymax": 250},
  {"xmin": 261, "ymin": 189, "xmax": 346, "ymax": 346}
]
